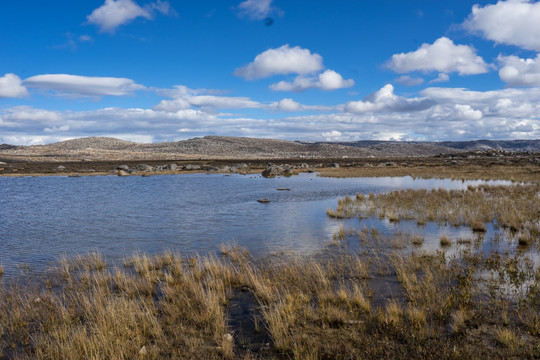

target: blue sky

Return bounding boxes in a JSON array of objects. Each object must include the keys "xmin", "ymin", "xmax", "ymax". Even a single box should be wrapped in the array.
[{"xmin": 1, "ymin": 0, "xmax": 539, "ymax": 145}]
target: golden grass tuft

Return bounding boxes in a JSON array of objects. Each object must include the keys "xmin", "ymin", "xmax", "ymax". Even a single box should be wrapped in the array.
[
  {"xmin": 494, "ymin": 327, "xmax": 520, "ymax": 348},
  {"xmin": 440, "ymin": 235, "xmax": 452, "ymax": 247}
]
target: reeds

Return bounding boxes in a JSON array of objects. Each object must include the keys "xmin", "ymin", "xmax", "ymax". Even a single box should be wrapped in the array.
[
  {"xmin": 0, "ymin": 240, "xmax": 538, "ymax": 358},
  {"xmin": 327, "ymin": 183, "xmax": 540, "ymax": 247}
]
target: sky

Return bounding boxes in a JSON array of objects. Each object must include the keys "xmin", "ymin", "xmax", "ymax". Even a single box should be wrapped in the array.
[{"xmin": 1, "ymin": 0, "xmax": 540, "ymax": 145}]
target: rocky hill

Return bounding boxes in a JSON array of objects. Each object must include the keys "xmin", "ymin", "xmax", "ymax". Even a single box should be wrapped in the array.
[
  {"xmin": 0, "ymin": 136, "xmax": 379, "ymax": 161},
  {"xmin": 0, "ymin": 136, "xmax": 538, "ymax": 161},
  {"xmin": 330, "ymin": 139, "xmax": 540, "ymax": 155}
]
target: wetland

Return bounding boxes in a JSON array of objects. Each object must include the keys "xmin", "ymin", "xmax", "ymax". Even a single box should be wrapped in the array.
[{"xmin": 0, "ymin": 162, "xmax": 539, "ymax": 359}]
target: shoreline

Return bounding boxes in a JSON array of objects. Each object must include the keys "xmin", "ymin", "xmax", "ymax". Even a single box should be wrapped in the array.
[{"xmin": 1, "ymin": 157, "xmax": 538, "ymax": 183}]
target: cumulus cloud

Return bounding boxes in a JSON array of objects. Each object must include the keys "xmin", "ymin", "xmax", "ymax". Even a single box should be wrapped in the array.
[
  {"xmin": 237, "ymin": 0, "xmax": 275, "ymax": 20},
  {"xmin": 464, "ymin": 0, "xmax": 540, "ymax": 51},
  {"xmin": 345, "ymin": 84, "xmax": 435, "ymax": 113},
  {"xmin": 2, "ymin": 80, "xmax": 540, "ymax": 145},
  {"xmin": 87, "ymin": 0, "xmax": 172, "ymax": 33},
  {"xmin": 321, "ymin": 130, "xmax": 344, "ymax": 141},
  {"xmin": 234, "ymin": 45, "xmax": 323, "ymax": 80},
  {"xmin": 272, "ymin": 98, "xmax": 302, "ymax": 111},
  {"xmin": 386, "ymin": 37, "xmax": 490, "ymax": 75},
  {"xmin": 24, "ymin": 74, "xmax": 145, "ymax": 97},
  {"xmin": 429, "ymin": 73, "xmax": 450, "ymax": 84},
  {"xmin": 270, "ymin": 70, "xmax": 354, "ymax": 92},
  {"xmin": 0, "ymin": 73, "xmax": 28, "ymax": 98},
  {"xmin": 454, "ymin": 104, "xmax": 483, "ymax": 121},
  {"xmin": 498, "ymin": 54, "xmax": 540, "ymax": 87}
]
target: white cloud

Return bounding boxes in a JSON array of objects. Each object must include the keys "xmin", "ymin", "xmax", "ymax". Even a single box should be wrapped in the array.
[
  {"xmin": 273, "ymin": 98, "xmax": 302, "ymax": 111},
  {"xmin": 464, "ymin": 0, "xmax": 540, "ymax": 51},
  {"xmin": 454, "ymin": 104, "xmax": 483, "ymax": 121},
  {"xmin": 153, "ymin": 98, "xmax": 191, "ymax": 112},
  {"xmin": 154, "ymin": 91, "xmax": 263, "ymax": 112},
  {"xmin": 387, "ymin": 37, "xmax": 490, "ymax": 75},
  {"xmin": 345, "ymin": 84, "xmax": 435, "ymax": 113},
  {"xmin": 234, "ymin": 45, "xmax": 323, "ymax": 80},
  {"xmin": 2, "ymin": 81, "xmax": 540, "ymax": 145},
  {"xmin": 237, "ymin": 0, "xmax": 275, "ymax": 20},
  {"xmin": 0, "ymin": 73, "xmax": 28, "ymax": 98},
  {"xmin": 321, "ymin": 130, "xmax": 344, "ymax": 141},
  {"xmin": 270, "ymin": 70, "xmax": 354, "ymax": 92},
  {"xmin": 2, "ymin": 106, "xmax": 62, "ymax": 123},
  {"xmin": 429, "ymin": 73, "xmax": 450, "ymax": 84},
  {"xmin": 24, "ymin": 74, "xmax": 145, "ymax": 97},
  {"xmin": 395, "ymin": 75, "xmax": 424, "ymax": 87},
  {"xmin": 187, "ymin": 95, "xmax": 262, "ymax": 109},
  {"xmin": 87, "ymin": 0, "xmax": 172, "ymax": 33},
  {"xmin": 318, "ymin": 70, "xmax": 354, "ymax": 90},
  {"xmin": 498, "ymin": 54, "xmax": 540, "ymax": 87}
]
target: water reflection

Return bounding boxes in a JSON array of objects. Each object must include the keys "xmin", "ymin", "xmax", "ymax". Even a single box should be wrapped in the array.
[{"xmin": 0, "ymin": 173, "xmax": 516, "ymax": 273}]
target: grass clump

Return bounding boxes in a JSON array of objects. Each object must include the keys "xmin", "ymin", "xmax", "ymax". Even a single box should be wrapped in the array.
[
  {"xmin": 440, "ymin": 235, "xmax": 452, "ymax": 247},
  {"xmin": 1, "ymin": 242, "xmax": 539, "ymax": 359}
]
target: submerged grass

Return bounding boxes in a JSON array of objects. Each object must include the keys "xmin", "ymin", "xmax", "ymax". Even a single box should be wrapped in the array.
[{"xmin": 328, "ymin": 183, "xmax": 540, "ymax": 247}]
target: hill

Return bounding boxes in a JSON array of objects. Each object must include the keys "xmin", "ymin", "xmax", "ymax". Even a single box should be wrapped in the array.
[{"xmin": 0, "ymin": 136, "xmax": 538, "ymax": 161}]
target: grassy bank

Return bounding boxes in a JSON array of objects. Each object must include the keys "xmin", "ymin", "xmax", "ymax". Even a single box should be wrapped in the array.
[
  {"xmin": 320, "ymin": 163, "xmax": 540, "ymax": 183},
  {"xmin": 1, "ymin": 240, "xmax": 539, "ymax": 358}
]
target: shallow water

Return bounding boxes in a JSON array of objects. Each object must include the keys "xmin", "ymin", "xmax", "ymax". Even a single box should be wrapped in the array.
[{"xmin": 0, "ymin": 173, "xmax": 515, "ymax": 273}]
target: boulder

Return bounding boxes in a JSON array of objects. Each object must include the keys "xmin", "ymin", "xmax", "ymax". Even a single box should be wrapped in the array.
[
  {"xmin": 117, "ymin": 165, "xmax": 129, "ymax": 171},
  {"xmin": 262, "ymin": 165, "xmax": 284, "ymax": 178},
  {"xmin": 136, "ymin": 164, "xmax": 154, "ymax": 172},
  {"xmin": 205, "ymin": 166, "xmax": 220, "ymax": 172},
  {"xmin": 184, "ymin": 164, "xmax": 201, "ymax": 170},
  {"xmin": 117, "ymin": 170, "xmax": 129, "ymax": 176},
  {"xmin": 328, "ymin": 163, "xmax": 340, "ymax": 168}
]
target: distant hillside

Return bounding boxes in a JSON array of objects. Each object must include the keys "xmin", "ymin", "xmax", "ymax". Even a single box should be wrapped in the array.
[
  {"xmin": 329, "ymin": 139, "xmax": 540, "ymax": 154},
  {"xmin": 323, "ymin": 140, "xmax": 461, "ymax": 157},
  {"xmin": 0, "ymin": 136, "xmax": 538, "ymax": 161},
  {"xmin": 436, "ymin": 139, "xmax": 540, "ymax": 152},
  {"xmin": 0, "ymin": 136, "xmax": 380, "ymax": 161},
  {"xmin": 44, "ymin": 137, "xmax": 139, "ymax": 151}
]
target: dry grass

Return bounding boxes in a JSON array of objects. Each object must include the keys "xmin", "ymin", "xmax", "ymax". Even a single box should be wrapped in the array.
[
  {"xmin": 320, "ymin": 162, "xmax": 540, "ymax": 183},
  {"xmin": 0, "ymin": 240, "xmax": 538, "ymax": 359},
  {"xmin": 327, "ymin": 184, "xmax": 540, "ymax": 247}
]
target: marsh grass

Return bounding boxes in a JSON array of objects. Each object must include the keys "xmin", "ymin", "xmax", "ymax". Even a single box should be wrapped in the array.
[
  {"xmin": 0, "ymin": 240, "xmax": 539, "ymax": 358},
  {"xmin": 328, "ymin": 183, "xmax": 540, "ymax": 248},
  {"xmin": 440, "ymin": 235, "xmax": 452, "ymax": 247},
  {"xmin": 319, "ymin": 162, "xmax": 540, "ymax": 184}
]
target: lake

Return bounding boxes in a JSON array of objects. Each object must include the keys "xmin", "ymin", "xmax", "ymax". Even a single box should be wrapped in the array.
[{"xmin": 0, "ymin": 173, "xmax": 513, "ymax": 273}]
